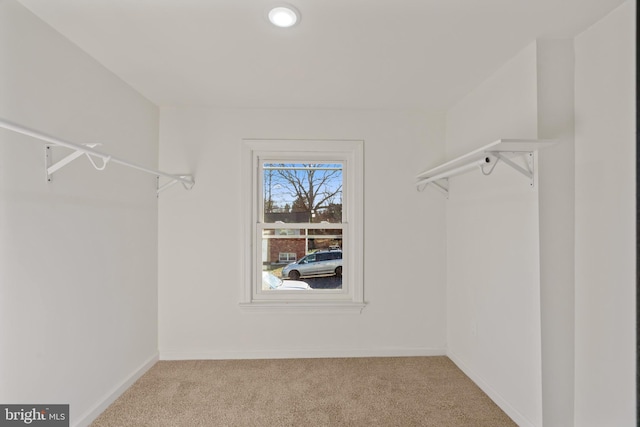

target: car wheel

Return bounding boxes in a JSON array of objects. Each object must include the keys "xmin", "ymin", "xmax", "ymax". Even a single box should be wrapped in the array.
[
  {"xmin": 335, "ymin": 266, "xmax": 342, "ymax": 277},
  {"xmin": 289, "ymin": 270, "xmax": 301, "ymax": 280}
]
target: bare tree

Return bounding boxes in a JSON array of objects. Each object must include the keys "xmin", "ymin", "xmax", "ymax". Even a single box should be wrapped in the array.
[
  {"xmin": 272, "ymin": 164, "xmax": 342, "ymax": 221},
  {"xmin": 264, "ymin": 168, "xmax": 275, "ymax": 213}
]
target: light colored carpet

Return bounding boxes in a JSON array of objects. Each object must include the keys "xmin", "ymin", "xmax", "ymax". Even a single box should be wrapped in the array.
[{"xmin": 91, "ymin": 356, "xmax": 516, "ymax": 426}]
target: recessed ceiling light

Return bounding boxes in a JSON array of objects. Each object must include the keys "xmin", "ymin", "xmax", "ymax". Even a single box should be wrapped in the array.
[{"xmin": 268, "ymin": 5, "xmax": 300, "ymax": 28}]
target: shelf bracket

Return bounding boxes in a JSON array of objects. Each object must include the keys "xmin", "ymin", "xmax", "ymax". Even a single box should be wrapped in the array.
[
  {"xmin": 417, "ymin": 175, "xmax": 449, "ymax": 197},
  {"xmin": 429, "ymin": 179, "xmax": 449, "ymax": 198},
  {"xmin": 157, "ymin": 175, "xmax": 195, "ymax": 196},
  {"xmin": 45, "ymin": 143, "xmax": 106, "ymax": 182},
  {"xmin": 492, "ymin": 151, "xmax": 535, "ymax": 187}
]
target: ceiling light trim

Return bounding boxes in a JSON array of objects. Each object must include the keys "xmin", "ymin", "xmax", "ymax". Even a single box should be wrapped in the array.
[{"xmin": 267, "ymin": 5, "xmax": 300, "ymax": 28}]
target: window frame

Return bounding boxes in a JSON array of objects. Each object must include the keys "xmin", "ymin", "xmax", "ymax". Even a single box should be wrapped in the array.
[{"xmin": 241, "ymin": 139, "xmax": 365, "ymax": 313}]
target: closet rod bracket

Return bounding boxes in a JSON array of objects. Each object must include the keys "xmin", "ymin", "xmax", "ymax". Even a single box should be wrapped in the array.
[
  {"xmin": 45, "ymin": 143, "xmax": 104, "ymax": 182},
  {"xmin": 428, "ymin": 179, "xmax": 450, "ymax": 198},
  {"xmin": 491, "ymin": 151, "xmax": 535, "ymax": 187},
  {"xmin": 157, "ymin": 175, "xmax": 195, "ymax": 196}
]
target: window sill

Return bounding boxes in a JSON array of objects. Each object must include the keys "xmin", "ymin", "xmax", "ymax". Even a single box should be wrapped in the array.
[{"xmin": 239, "ymin": 301, "xmax": 366, "ymax": 314}]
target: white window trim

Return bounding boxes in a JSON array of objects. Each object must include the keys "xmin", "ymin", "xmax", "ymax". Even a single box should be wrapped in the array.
[{"xmin": 240, "ymin": 139, "xmax": 365, "ymax": 313}]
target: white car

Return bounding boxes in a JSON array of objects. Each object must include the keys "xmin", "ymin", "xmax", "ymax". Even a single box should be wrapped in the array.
[{"xmin": 262, "ymin": 272, "xmax": 311, "ymax": 291}]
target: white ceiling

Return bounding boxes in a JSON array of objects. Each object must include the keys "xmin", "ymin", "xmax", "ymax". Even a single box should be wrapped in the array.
[{"xmin": 17, "ymin": 0, "xmax": 626, "ymax": 110}]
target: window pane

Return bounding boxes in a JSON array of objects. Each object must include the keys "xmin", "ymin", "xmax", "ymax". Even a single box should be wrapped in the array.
[
  {"xmin": 261, "ymin": 227, "xmax": 343, "ymax": 290},
  {"xmin": 263, "ymin": 163, "xmax": 343, "ymax": 224},
  {"xmin": 278, "ymin": 252, "xmax": 297, "ymax": 262}
]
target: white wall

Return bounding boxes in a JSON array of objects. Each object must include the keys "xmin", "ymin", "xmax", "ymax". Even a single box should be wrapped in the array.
[
  {"xmin": 0, "ymin": 2, "xmax": 159, "ymax": 426},
  {"xmin": 574, "ymin": 2, "xmax": 636, "ymax": 426},
  {"xmin": 446, "ymin": 5, "xmax": 636, "ymax": 424},
  {"xmin": 536, "ymin": 39, "xmax": 576, "ymax": 427},
  {"xmin": 158, "ymin": 107, "xmax": 447, "ymax": 359},
  {"xmin": 445, "ymin": 42, "xmax": 543, "ymax": 427}
]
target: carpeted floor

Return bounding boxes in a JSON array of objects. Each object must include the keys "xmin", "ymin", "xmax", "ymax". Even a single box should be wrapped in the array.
[{"xmin": 91, "ymin": 356, "xmax": 516, "ymax": 426}]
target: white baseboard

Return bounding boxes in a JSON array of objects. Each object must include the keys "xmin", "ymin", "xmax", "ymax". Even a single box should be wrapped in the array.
[
  {"xmin": 160, "ymin": 347, "xmax": 446, "ymax": 361},
  {"xmin": 447, "ymin": 351, "xmax": 537, "ymax": 427},
  {"xmin": 73, "ymin": 352, "xmax": 159, "ymax": 427}
]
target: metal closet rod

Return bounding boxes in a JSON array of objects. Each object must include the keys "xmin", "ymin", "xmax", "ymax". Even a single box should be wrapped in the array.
[{"xmin": 0, "ymin": 117, "xmax": 194, "ymax": 187}]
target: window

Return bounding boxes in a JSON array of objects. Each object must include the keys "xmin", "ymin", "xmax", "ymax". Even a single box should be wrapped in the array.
[
  {"xmin": 278, "ymin": 252, "xmax": 297, "ymax": 263},
  {"xmin": 241, "ymin": 140, "xmax": 364, "ymax": 312}
]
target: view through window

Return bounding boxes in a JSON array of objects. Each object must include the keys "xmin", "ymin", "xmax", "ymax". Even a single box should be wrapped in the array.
[{"xmin": 260, "ymin": 163, "xmax": 344, "ymax": 290}]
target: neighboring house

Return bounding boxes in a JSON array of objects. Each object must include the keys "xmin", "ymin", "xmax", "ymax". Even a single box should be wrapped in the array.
[
  {"xmin": 265, "ymin": 229, "xmax": 342, "ymax": 265},
  {"xmin": 264, "ymin": 212, "xmax": 342, "ymax": 264},
  {"xmin": 262, "ymin": 213, "xmax": 309, "ymax": 265},
  {"xmin": 268, "ymin": 236, "xmax": 305, "ymax": 264}
]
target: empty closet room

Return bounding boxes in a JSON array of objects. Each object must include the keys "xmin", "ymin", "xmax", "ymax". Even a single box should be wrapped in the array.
[{"xmin": 0, "ymin": 0, "xmax": 635, "ymax": 426}]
